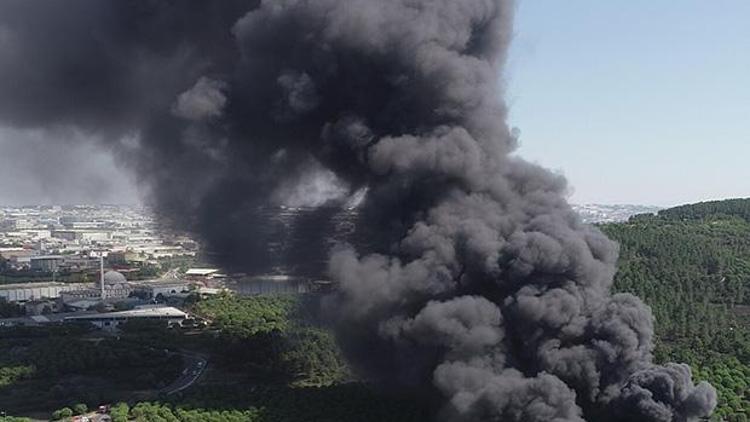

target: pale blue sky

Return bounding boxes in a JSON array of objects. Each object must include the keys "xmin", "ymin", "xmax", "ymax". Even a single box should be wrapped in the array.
[{"xmin": 506, "ymin": 1, "xmax": 750, "ymax": 206}]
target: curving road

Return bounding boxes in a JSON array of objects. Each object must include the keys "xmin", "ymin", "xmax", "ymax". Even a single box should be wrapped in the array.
[{"xmin": 161, "ymin": 351, "xmax": 208, "ymax": 395}]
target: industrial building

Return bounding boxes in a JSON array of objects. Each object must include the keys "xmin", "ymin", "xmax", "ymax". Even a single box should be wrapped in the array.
[
  {"xmin": 131, "ymin": 279, "xmax": 192, "ymax": 299},
  {"xmin": 64, "ymin": 305, "xmax": 188, "ymax": 330},
  {"xmin": 185, "ymin": 268, "xmax": 219, "ymax": 279},
  {"xmin": 0, "ymin": 248, "xmax": 35, "ymax": 265},
  {"xmin": 0, "ymin": 282, "xmax": 89, "ymax": 303},
  {"xmin": 232, "ymin": 275, "xmax": 311, "ymax": 295},
  {"xmin": 51, "ymin": 230, "xmax": 110, "ymax": 242}
]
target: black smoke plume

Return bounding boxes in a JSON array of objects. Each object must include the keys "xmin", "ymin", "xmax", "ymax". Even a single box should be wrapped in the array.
[{"xmin": 0, "ymin": 1, "xmax": 716, "ymax": 420}]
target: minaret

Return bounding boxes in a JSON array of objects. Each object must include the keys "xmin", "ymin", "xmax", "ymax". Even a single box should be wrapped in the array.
[{"xmin": 99, "ymin": 253, "xmax": 105, "ymax": 300}]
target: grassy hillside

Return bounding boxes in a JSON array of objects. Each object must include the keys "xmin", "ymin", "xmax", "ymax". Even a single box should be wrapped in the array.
[{"xmin": 601, "ymin": 198, "xmax": 750, "ymax": 421}]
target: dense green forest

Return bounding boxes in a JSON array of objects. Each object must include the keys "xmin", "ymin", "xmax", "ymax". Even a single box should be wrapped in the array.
[
  {"xmin": 601, "ymin": 198, "xmax": 750, "ymax": 421},
  {"xmin": 191, "ymin": 294, "xmax": 351, "ymax": 387},
  {"xmin": 0, "ymin": 324, "xmax": 182, "ymax": 415},
  {"xmin": 657, "ymin": 198, "xmax": 750, "ymax": 222}
]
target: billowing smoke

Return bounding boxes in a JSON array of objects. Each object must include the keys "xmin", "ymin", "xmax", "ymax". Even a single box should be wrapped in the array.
[{"xmin": 0, "ymin": 0, "xmax": 716, "ymax": 420}]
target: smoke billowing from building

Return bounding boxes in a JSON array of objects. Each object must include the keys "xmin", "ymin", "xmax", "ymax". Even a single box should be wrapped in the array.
[{"xmin": 0, "ymin": 1, "xmax": 716, "ymax": 420}]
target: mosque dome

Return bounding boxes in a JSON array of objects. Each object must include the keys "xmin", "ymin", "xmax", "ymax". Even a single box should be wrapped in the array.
[{"xmin": 103, "ymin": 270, "xmax": 127, "ymax": 285}]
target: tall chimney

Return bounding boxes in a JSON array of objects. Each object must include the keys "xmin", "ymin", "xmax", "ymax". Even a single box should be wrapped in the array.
[{"xmin": 99, "ymin": 253, "xmax": 105, "ymax": 300}]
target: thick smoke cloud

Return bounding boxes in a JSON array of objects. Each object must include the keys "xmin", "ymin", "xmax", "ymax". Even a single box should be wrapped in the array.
[
  {"xmin": 0, "ymin": 0, "xmax": 715, "ymax": 420},
  {"xmin": 172, "ymin": 77, "xmax": 228, "ymax": 122}
]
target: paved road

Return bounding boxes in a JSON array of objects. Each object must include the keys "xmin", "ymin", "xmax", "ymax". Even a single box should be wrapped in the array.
[
  {"xmin": 49, "ymin": 351, "xmax": 207, "ymax": 421},
  {"xmin": 21, "ymin": 347, "xmax": 206, "ymax": 421},
  {"xmin": 161, "ymin": 351, "xmax": 208, "ymax": 395}
]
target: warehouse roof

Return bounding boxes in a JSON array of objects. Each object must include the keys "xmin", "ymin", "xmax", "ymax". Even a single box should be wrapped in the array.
[
  {"xmin": 185, "ymin": 268, "xmax": 219, "ymax": 276},
  {"xmin": 0, "ymin": 281, "xmax": 72, "ymax": 290},
  {"xmin": 65, "ymin": 305, "xmax": 187, "ymax": 321}
]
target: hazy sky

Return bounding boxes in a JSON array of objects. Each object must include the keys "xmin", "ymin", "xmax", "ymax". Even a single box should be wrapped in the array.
[
  {"xmin": 0, "ymin": 128, "xmax": 140, "ymax": 205},
  {"xmin": 507, "ymin": 0, "xmax": 750, "ymax": 206},
  {"xmin": 1, "ymin": 2, "xmax": 748, "ymax": 207}
]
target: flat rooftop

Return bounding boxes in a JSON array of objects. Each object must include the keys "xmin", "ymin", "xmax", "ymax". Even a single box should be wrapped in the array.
[
  {"xmin": 246, "ymin": 274, "xmax": 307, "ymax": 282},
  {"xmin": 65, "ymin": 305, "xmax": 187, "ymax": 321},
  {"xmin": 185, "ymin": 268, "xmax": 219, "ymax": 276},
  {"xmin": 132, "ymin": 279, "xmax": 190, "ymax": 287},
  {"xmin": 0, "ymin": 282, "xmax": 81, "ymax": 290}
]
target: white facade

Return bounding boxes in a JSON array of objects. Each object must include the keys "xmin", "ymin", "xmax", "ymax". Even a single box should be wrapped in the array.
[
  {"xmin": 22, "ymin": 230, "xmax": 51, "ymax": 240},
  {"xmin": 0, "ymin": 282, "xmax": 88, "ymax": 303},
  {"xmin": 185, "ymin": 268, "xmax": 219, "ymax": 277},
  {"xmin": 133, "ymin": 280, "xmax": 191, "ymax": 298},
  {"xmin": 80, "ymin": 231, "xmax": 111, "ymax": 242},
  {"xmin": 65, "ymin": 305, "xmax": 188, "ymax": 330}
]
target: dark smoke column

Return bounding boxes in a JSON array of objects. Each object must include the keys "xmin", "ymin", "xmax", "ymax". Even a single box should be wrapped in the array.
[
  {"xmin": 232, "ymin": 1, "xmax": 717, "ymax": 421},
  {"xmin": 0, "ymin": 0, "xmax": 716, "ymax": 420}
]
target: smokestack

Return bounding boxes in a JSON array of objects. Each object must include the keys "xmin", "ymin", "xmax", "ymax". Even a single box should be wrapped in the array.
[{"xmin": 0, "ymin": 1, "xmax": 716, "ymax": 420}]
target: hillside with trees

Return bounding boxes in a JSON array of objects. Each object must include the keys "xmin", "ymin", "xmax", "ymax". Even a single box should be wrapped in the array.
[
  {"xmin": 657, "ymin": 198, "xmax": 750, "ymax": 222},
  {"xmin": 0, "ymin": 324, "xmax": 182, "ymax": 415},
  {"xmin": 601, "ymin": 197, "xmax": 750, "ymax": 421}
]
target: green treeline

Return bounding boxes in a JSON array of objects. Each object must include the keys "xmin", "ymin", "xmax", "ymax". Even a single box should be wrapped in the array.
[
  {"xmin": 0, "ymin": 333, "xmax": 181, "ymax": 388},
  {"xmin": 657, "ymin": 198, "xmax": 750, "ymax": 222},
  {"xmin": 0, "ymin": 324, "xmax": 183, "ymax": 415},
  {"xmin": 192, "ymin": 294, "xmax": 350, "ymax": 386},
  {"xmin": 601, "ymin": 198, "xmax": 750, "ymax": 421}
]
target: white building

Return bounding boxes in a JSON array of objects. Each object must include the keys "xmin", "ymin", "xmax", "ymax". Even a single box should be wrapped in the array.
[
  {"xmin": 101, "ymin": 271, "xmax": 133, "ymax": 299},
  {"xmin": 185, "ymin": 268, "xmax": 219, "ymax": 278},
  {"xmin": 64, "ymin": 305, "xmax": 188, "ymax": 330},
  {"xmin": 60, "ymin": 270, "xmax": 133, "ymax": 302},
  {"xmin": 80, "ymin": 231, "xmax": 111, "ymax": 242},
  {"xmin": 22, "ymin": 230, "xmax": 52, "ymax": 240},
  {"xmin": 0, "ymin": 282, "xmax": 88, "ymax": 303},
  {"xmin": 132, "ymin": 280, "xmax": 192, "ymax": 299}
]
